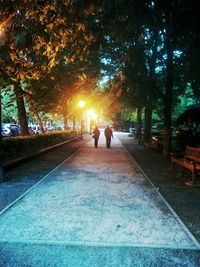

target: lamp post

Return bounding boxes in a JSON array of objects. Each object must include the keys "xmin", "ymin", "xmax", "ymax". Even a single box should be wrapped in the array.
[
  {"xmin": 78, "ymin": 101, "xmax": 85, "ymax": 140},
  {"xmin": 88, "ymin": 109, "xmax": 97, "ymax": 134}
]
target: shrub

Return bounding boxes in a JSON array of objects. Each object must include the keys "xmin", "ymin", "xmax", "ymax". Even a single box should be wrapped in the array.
[
  {"xmin": 3, "ymin": 130, "xmax": 77, "ymax": 163},
  {"xmin": 176, "ymin": 105, "xmax": 200, "ymax": 148}
]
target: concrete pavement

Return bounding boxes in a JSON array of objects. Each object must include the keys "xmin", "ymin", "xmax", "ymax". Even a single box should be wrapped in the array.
[{"xmin": 0, "ymin": 131, "xmax": 199, "ymax": 266}]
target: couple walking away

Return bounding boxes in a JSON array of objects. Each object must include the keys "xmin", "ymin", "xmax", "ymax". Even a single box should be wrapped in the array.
[{"xmin": 92, "ymin": 126, "xmax": 113, "ymax": 148}]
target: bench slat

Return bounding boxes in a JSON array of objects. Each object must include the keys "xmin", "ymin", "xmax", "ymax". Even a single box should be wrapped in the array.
[{"xmin": 171, "ymin": 146, "xmax": 200, "ymax": 185}]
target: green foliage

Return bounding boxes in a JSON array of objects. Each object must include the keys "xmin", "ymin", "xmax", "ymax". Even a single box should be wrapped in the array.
[
  {"xmin": 176, "ymin": 106, "xmax": 200, "ymax": 127},
  {"xmin": 176, "ymin": 105, "xmax": 200, "ymax": 148},
  {"xmin": 2, "ymin": 91, "xmax": 18, "ymax": 122}
]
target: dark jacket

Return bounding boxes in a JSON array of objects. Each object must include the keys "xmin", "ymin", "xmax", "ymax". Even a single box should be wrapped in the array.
[
  {"xmin": 104, "ymin": 127, "xmax": 113, "ymax": 138},
  {"xmin": 93, "ymin": 127, "xmax": 100, "ymax": 138}
]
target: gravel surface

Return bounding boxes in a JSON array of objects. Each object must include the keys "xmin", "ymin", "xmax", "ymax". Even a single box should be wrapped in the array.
[
  {"xmin": 116, "ymin": 133, "xmax": 200, "ymax": 243},
  {"xmin": 1, "ymin": 136, "xmax": 197, "ymax": 248},
  {"xmin": 1, "ymin": 132, "xmax": 200, "ymax": 243},
  {"xmin": 0, "ymin": 133, "xmax": 199, "ymax": 267},
  {"xmin": 0, "ymin": 136, "xmax": 90, "ymax": 212}
]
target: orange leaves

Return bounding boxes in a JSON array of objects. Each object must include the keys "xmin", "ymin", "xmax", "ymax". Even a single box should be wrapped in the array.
[
  {"xmin": 63, "ymin": 54, "xmax": 76, "ymax": 63},
  {"xmin": 10, "ymin": 76, "xmax": 18, "ymax": 82},
  {"xmin": 46, "ymin": 23, "xmax": 54, "ymax": 31},
  {"xmin": 48, "ymin": 57, "xmax": 58, "ymax": 68},
  {"xmin": 63, "ymin": 56, "xmax": 70, "ymax": 63},
  {"xmin": 34, "ymin": 36, "xmax": 46, "ymax": 51},
  {"xmin": 9, "ymin": 52, "xmax": 18, "ymax": 62},
  {"xmin": 32, "ymin": 71, "xmax": 40, "ymax": 80},
  {"xmin": 77, "ymin": 73, "xmax": 87, "ymax": 82},
  {"xmin": 26, "ymin": 70, "xmax": 40, "ymax": 81},
  {"xmin": 116, "ymin": 88, "xmax": 122, "ymax": 98},
  {"xmin": 0, "ymin": 0, "xmax": 99, "ymax": 91},
  {"xmin": 54, "ymin": 18, "xmax": 65, "ymax": 26},
  {"xmin": 40, "ymin": 65, "xmax": 47, "ymax": 73},
  {"xmin": 78, "ymin": 23, "xmax": 86, "ymax": 31},
  {"xmin": 5, "ymin": 66, "xmax": 14, "ymax": 73},
  {"xmin": 18, "ymin": 70, "xmax": 26, "ymax": 80},
  {"xmin": 69, "ymin": 54, "xmax": 75, "ymax": 63},
  {"xmin": 43, "ymin": 44, "xmax": 52, "ymax": 58}
]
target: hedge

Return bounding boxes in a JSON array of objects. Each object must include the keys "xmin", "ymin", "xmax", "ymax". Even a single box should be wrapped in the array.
[{"xmin": 2, "ymin": 130, "xmax": 78, "ymax": 163}]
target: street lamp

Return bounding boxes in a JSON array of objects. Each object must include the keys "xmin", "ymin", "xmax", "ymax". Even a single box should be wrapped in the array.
[
  {"xmin": 88, "ymin": 109, "xmax": 97, "ymax": 134},
  {"xmin": 78, "ymin": 101, "xmax": 85, "ymax": 139}
]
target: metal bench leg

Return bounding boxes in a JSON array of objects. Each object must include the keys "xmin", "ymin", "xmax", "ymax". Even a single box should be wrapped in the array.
[{"xmin": 192, "ymin": 171, "xmax": 196, "ymax": 185}]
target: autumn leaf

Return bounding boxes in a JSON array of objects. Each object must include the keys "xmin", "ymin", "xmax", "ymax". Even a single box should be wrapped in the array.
[
  {"xmin": 10, "ymin": 76, "xmax": 17, "ymax": 82},
  {"xmin": 5, "ymin": 66, "xmax": 14, "ymax": 72},
  {"xmin": 10, "ymin": 52, "xmax": 18, "ymax": 61},
  {"xmin": 48, "ymin": 58, "xmax": 56, "ymax": 68},
  {"xmin": 18, "ymin": 70, "xmax": 25, "ymax": 79},
  {"xmin": 78, "ymin": 23, "xmax": 86, "ymax": 31},
  {"xmin": 70, "ymin": 54, "xmax": 75, "ymax": 62},
  {"xmin": 116, "ymin": 88, "xmax": 122, "ymax": 98},
  {"xmin": 64, "ymin": 56, "xmax": 70, "ymax": 63}
]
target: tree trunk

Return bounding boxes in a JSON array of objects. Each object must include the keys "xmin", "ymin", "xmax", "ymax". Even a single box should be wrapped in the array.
[
  {"xmin": 63, "ymin": 112, "xmax": 68, "ymax": 130},
  {"xmin": 163, "ymin": 7, "xmax": 174, "ymax": 158},
  {"xmin": 29, "ymin": 100, "xmax": 44, "ymax": 133},
  {"xmin": 136, "ymin": 107, "xmax": 142, "ymax": 144},
  {"xmin": 14, "ymin": 83, "xmax": 29, "ymax": 136},
  {"xmin": 73, "ymin": 116, "xmax": 76, "ymax": 131},
  {"xmin": 143, "ymin": 99, "xmax": 152, "ymax": 143},
  {"xmin": 64, "ymin": 99, "xmax": 70, "ymax": 130},
  {"xmin": 35, "ymin": 111, "xmax": 44, "ymax": 133}
]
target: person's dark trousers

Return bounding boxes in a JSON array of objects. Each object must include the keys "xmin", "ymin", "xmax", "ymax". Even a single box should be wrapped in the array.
[
  {"xmin": 94, "ymin": 138, "xmax": 99, "ymax": 148},
  {"xmin": 106, "ymin": 137, "xmax": 111, "ymax": 148}
]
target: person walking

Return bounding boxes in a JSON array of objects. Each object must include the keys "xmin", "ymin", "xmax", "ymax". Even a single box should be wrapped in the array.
[
  {"xmin": 92, "ymin": 125, "xmax": 100, "ymax": 148},
  {"xmin": 104, "ymin": 125, "xmax": 113, "ymax": 148}
]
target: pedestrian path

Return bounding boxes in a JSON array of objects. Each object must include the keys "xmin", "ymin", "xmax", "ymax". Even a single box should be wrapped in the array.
[{"xmin": 0, "ymin": 132, "xmax": 199, "ymax": 267}]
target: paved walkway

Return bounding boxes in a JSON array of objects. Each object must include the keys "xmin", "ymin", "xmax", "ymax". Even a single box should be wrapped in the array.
[{"xmin": 0, "ymin": 132, "xmax": 199, "ymax": 266}]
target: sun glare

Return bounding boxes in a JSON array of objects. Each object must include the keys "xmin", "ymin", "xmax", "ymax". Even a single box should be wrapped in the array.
[{"xmin": 78, "ymin": 100, "xmax": 86, "ymax": 108}]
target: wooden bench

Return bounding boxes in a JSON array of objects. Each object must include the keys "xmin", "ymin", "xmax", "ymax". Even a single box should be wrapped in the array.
[{"xmin": 171, "ymin": 146, "xmax": 200, "ymax": 185}]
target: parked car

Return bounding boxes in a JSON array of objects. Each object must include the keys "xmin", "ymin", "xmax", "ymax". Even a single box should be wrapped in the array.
[
  {"xmin": 28, "ymin": 126, "xmax": 35, "ymax": 135},
  {"xmin": 1, "ymin": 125, "xmax": 10, "ymax": 137},
  {"xmin": 28, "ymin": 124, "xmax": 41, "ymax": 134},
  {"xmin": 129, "ymin": 127, "xmax": 136, "ymax": 133},
  {"xmin": 48, "ymin": 125, "xmax": 64, "ymax": 131},
  {"xmin": 1, "ymin": 123, "xmax": 20, "ymax": 137}
]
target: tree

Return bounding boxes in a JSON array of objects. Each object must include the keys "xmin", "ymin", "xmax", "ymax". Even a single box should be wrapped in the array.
[
  {"xmin": 99, "ymin": 0, "xmax": 198, "ymax": 157},
  {"xmin": 0, "ymin": 0, "xmax": 102, "ymax": 135}
]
